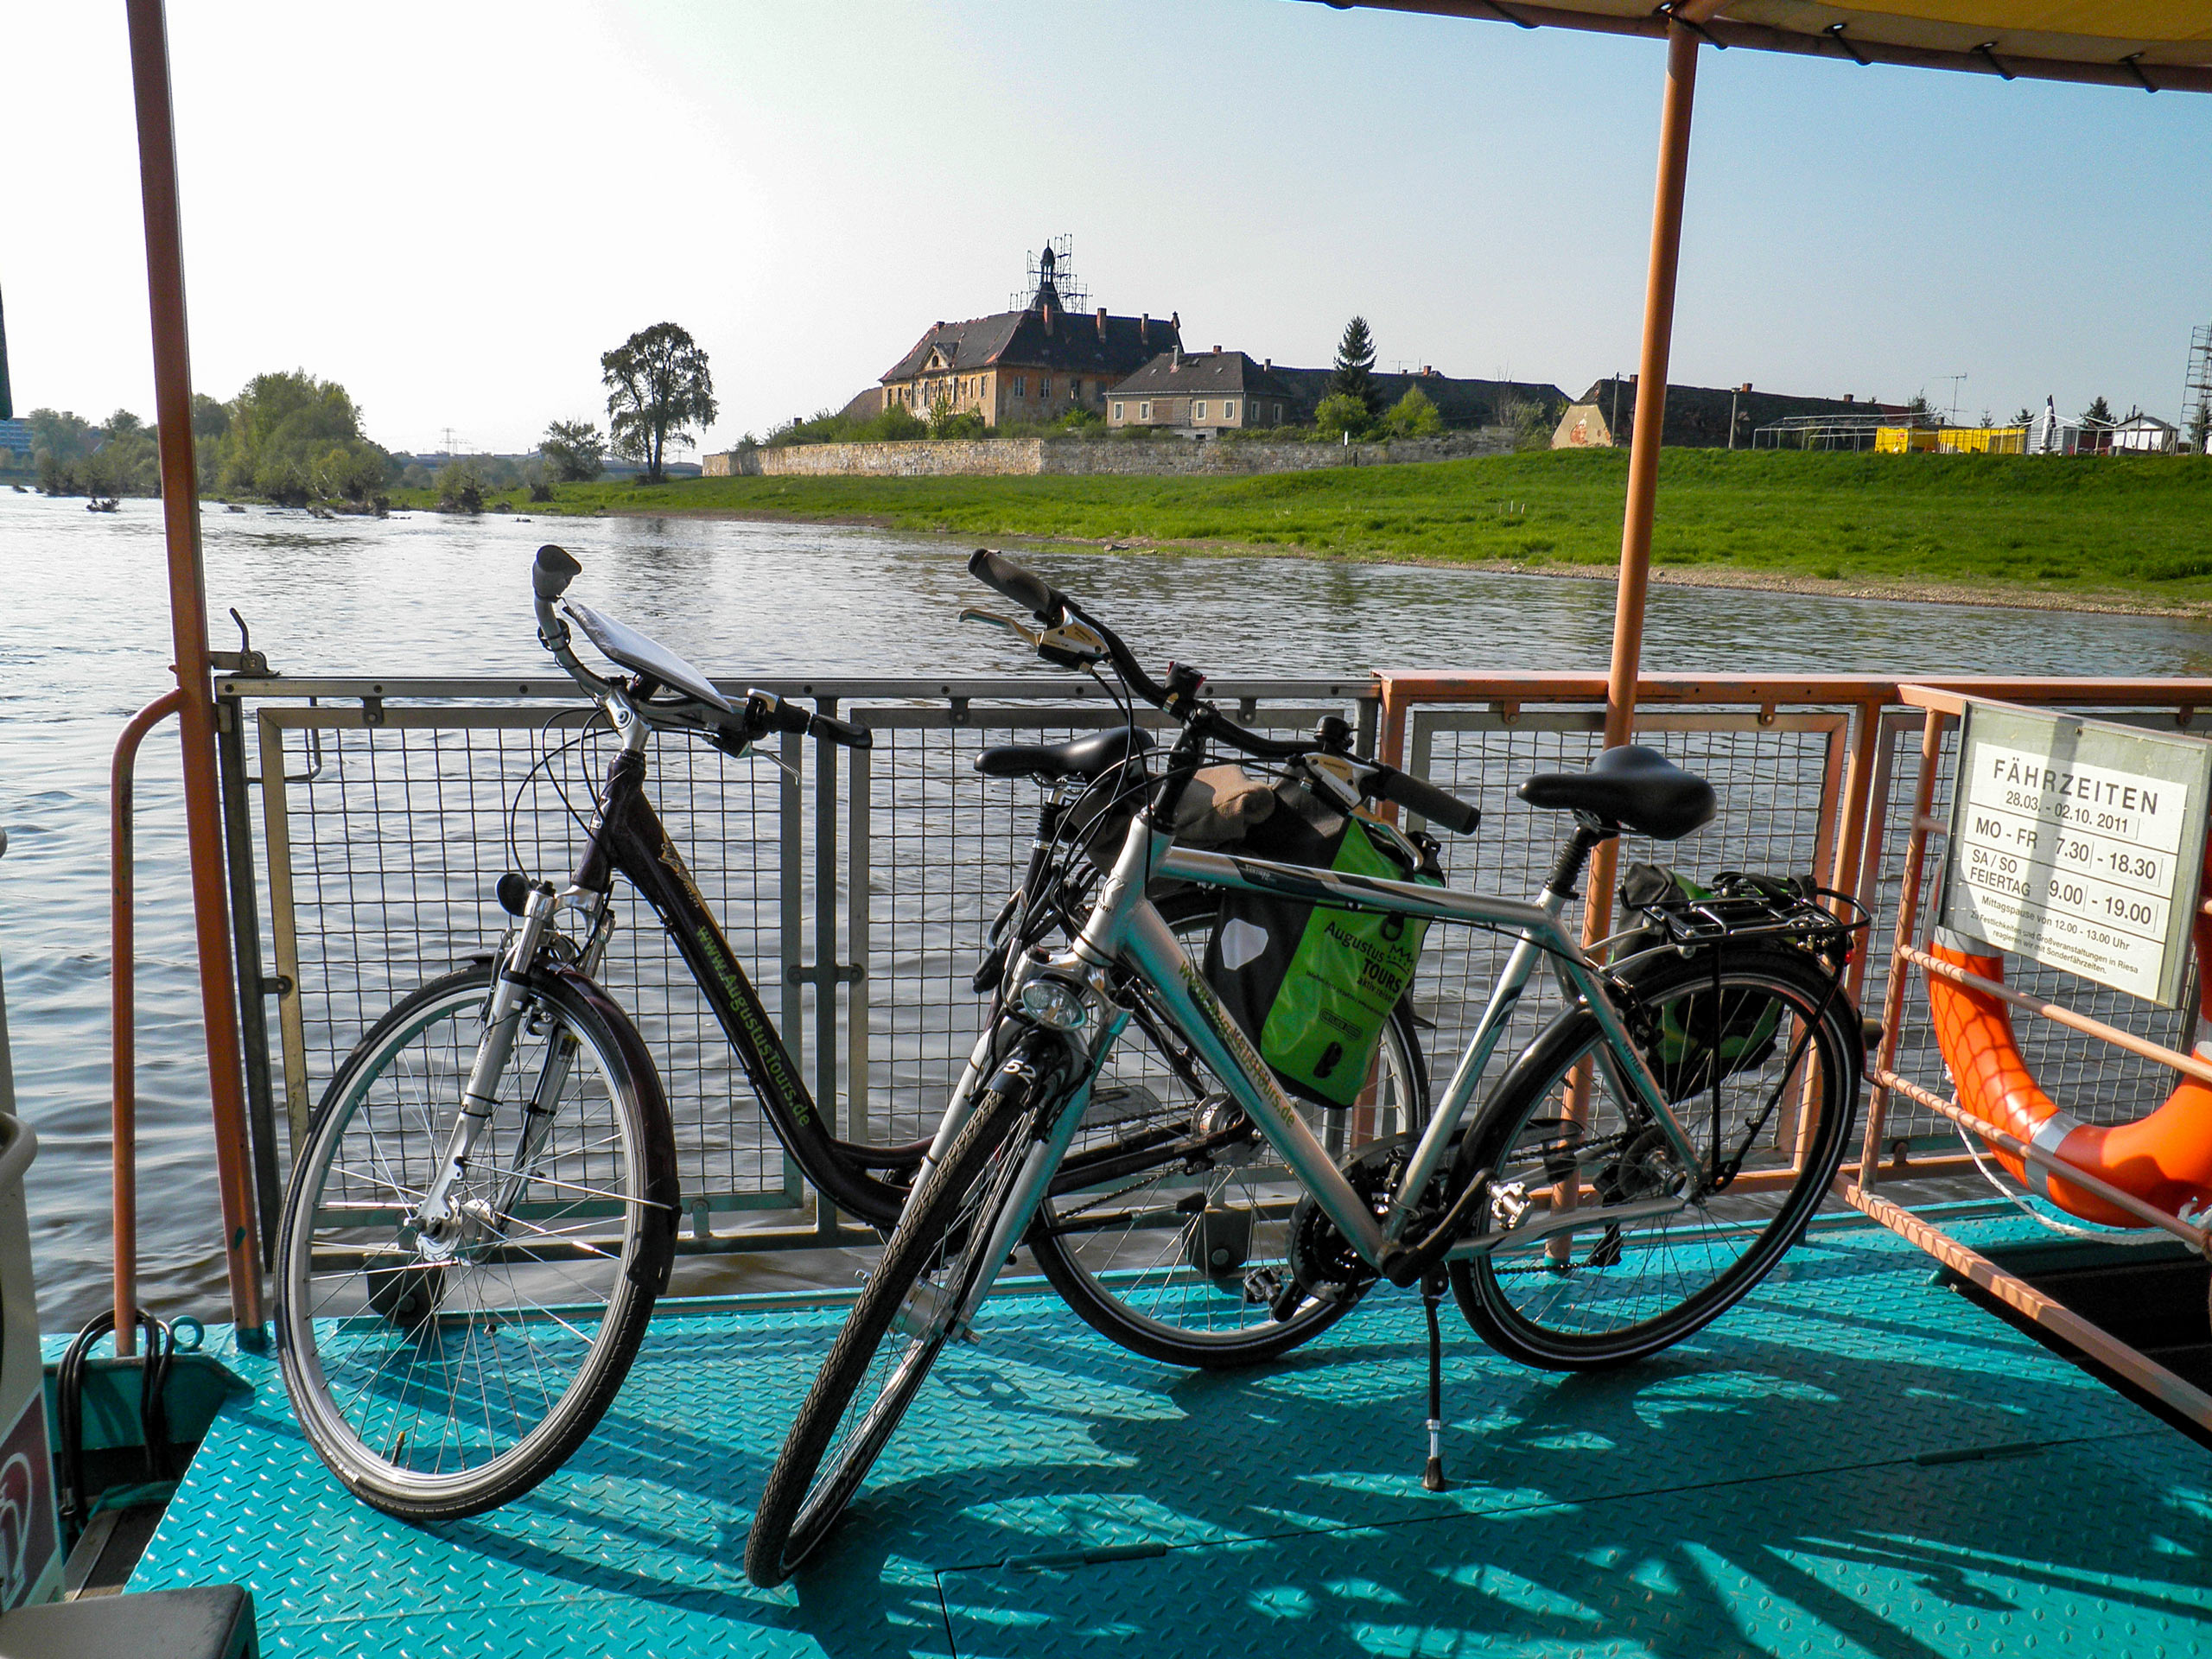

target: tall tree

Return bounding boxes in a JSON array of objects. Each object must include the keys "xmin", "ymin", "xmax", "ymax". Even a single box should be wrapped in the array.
[
  {"xmin": 1330, "ymin": 316, "xmax": 1379, "ymax": 416},
  {"xmin": 2082, "ymin": 395, "xmax": 2114, "ymax": 427},
  {"xmin": 540, "ymin": 418, "xmax": 607, "ymax": 482},
  {"xmin": 602, "ymin": 323, "xmax": 716, "ymax": 483}
]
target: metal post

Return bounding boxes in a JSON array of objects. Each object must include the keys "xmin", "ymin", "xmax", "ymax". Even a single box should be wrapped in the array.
[
  {"xmin": 111, "ymin": 690, "xmax": 185, "ymax": 1357},
  {"xmin": 1587, "ymin": 16, "xmax": 1703, "ymax": 949},
  {"xmin": 124, "ymin": 0, "xmax": 265, "ymax": 1338},
  {"xmin": 215, "ymin": 695, "xmax": 284, "ymax": 1263}
]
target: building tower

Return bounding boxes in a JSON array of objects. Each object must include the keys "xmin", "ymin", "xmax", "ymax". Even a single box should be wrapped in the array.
[
  {"xmin": 1011, "ymin": 236, "xmax": 1087, "ymax": 314},
  {"xmin": 2184, "ymin": 324, "xmax": 2212, "ymax": 455}
]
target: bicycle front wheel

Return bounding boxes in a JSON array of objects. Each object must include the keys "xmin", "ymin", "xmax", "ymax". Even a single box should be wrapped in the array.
[
  {"xmin": 1028, "ymin": 898, "xmax": 1428, "ymax": 1367},
  {"xmin": 1450, "ymin": 943, "xmax": 1857, "ymax": 1370},
  {"xmin": 747, "ymin": 1046, "xmax": 1046, "ymax": 1586},
  {"xmin": 276, "ymin": 964, "xmax": 677, "ymax": 1519}
]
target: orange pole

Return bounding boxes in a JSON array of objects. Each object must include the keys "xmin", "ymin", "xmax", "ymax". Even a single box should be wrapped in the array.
[
  {"xmin": 124, "ymin": 0, "xmax": 264, "ymax": 1338},
  {"xmin": 1587, "ymin": 16, "xmax": 1702, "ymax": 949},
  {"xmin": 111, "ymin": 690, "xmax": 187, "ymax": 1358}
]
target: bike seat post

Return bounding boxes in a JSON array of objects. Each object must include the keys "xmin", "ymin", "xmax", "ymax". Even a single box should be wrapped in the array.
[{"xmin": 1541, "ymin": 816, "xmax": 1616, "ymax": 914}]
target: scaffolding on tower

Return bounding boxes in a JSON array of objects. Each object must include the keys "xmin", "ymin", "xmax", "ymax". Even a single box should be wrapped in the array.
[{"xmin": 2183, "ymin": 323, "xmax": 2212, "ymax": 455}]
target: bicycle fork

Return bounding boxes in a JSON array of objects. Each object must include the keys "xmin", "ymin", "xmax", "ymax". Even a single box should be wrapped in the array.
[{"xmin": 416, "ymin": 883, "xmax": 575, "ymax": 1242}]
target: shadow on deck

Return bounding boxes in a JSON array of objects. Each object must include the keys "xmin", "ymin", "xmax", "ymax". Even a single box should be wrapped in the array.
[{"xmin": 124, "ymin": 1212, "xmax": 2212, "ymax": 1657}]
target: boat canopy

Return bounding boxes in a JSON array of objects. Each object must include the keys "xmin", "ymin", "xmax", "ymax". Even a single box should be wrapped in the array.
[{"xmin": 1321, "ymin": 3, "xmax": 2212, "ymax": 92}]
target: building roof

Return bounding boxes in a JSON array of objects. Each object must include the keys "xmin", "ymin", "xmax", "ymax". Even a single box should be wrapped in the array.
[
  {"xmin": 881, "ymin": 306, "xmax": 1179, "ymax": 385},
  {"xmin": 1109, "ymin": 351, "xmax": 1294, "ymax": 399},
  {"xmin": 1568, "ymin": 378, "xmax": 1906, "ymax": 448},
  {"xmin": 1265, "ymin": 367, "xmax": 1566, "ymax": 426}
]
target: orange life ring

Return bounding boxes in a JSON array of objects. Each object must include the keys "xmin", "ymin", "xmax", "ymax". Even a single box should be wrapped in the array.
[{"xmin": 1926, "ymin": 844, "xmax": 2212, "ymax": 1227}]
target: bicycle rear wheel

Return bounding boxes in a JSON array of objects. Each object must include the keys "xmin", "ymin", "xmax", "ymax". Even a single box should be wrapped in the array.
[
  {"xmin": 1027, "ymin": 897, "xmax": 1427, "ymax": 1367},
  {"xmin": 276, "ymin": 964, "xmax": 677, "ymax": 1518},
  {"xmin": 1450, "ymin": 943, "xmax": 1857, "ymax": 1370},
  {"xmin": 746, "ymin": 1046, "xmax": 1047, "ymax": 1586}
]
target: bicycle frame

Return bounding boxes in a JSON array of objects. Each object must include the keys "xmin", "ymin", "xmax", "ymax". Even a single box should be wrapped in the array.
[
  {"xmin": 417, "ymin": 693, "xmax": 915, "ymax": 1245},
  {"xmin": 941, "ymin": 808, "xmax": 1707, "ymax": 1328}
]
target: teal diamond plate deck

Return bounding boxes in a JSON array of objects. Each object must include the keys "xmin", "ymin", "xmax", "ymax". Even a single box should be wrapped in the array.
[{"xmin": 123, "ymin": 1212, "xmax": 2212, "ymax": 1656}]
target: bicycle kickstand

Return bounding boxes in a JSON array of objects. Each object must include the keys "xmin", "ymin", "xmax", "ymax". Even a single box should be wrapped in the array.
[{"xmin": 1421, "ymin": 1268, "xmax": 1448, "ymax": 1493}]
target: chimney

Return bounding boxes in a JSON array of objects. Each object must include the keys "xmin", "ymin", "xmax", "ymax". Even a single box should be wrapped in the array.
[
  {"xmin": 1263, "ymin": 358, "xmax": 1271, "ymax": 373},
  {"xmin": 1141, "ymin": 313, "xmax": 1150, "ymax": 348},
  {"xmin": 1212, "ymin": 344, "xmax": 1222, "ymax": 354},
  {"xmin": 1096, "ymin": 306, "xmax": 1107, "ymax": 333},
  {"xmin": 1738, "ymin": 382, "xmax": 1751, "ymax": 393},
  {"xmin": 1170, "ymin": 311, "xmax": 1180, "ymax": 332},
  {"xmin": 1843, "ymin": 392, "xmax": 1854, "ymax": 404}
]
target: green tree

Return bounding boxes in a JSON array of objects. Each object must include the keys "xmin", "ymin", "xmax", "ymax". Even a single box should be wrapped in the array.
[
  {"xmin": 928, "ymin": 398, "xmax": 987, "ymax": 440},
  {"xmin": 2082, "ymin": 395, "xmax": 2114, "ymax": 427},
  {"xmin": 1312, "ymin": 391, "xmax": 1371, "ymax": 442},
  {"xmin": 28, "ymin": 409, "xmax": 97, "ymax": 467},
  {"xmin": 1330, "ymin": 316, "xmax": 1379, "ymax": 416},
  {"xmin": 602, "ymin": 322, "xmax": 716, "ymax": 483},
  {"xmin": 540, "ymin": 418, "xmax": 606, "ymax": 482},
  {"xmin": 435, "ymin": 460, "xmax": 485, "ymax": 514},
  {"xmin": 220, "ymin": 370, "xmax": 388, "ymax": 505},
  {"xmin": 1379, "ymin": 385, "xmax": 1443, "ymax": 440}
]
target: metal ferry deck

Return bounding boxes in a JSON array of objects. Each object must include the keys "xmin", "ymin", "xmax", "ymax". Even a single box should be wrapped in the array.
[{"xmin": 98, "ymin": 1211, "xmax": 2212, "ymax": 1658}]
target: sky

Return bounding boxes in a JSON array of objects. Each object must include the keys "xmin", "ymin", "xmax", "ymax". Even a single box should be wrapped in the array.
[{"xmin": 5, "ymin": 1, "xmax": 2208, "ymax": 456}]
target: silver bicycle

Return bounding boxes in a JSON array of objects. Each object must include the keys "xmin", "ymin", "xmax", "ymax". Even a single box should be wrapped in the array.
[{"xmin": 744, "ymin": 549, "xmax": 1864, "ymax": 1584}]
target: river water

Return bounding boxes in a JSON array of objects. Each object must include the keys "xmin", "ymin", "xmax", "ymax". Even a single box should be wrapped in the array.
[{"xmin": 3, "ymin": 486, "xmax": 2208, "ymax": 1326}]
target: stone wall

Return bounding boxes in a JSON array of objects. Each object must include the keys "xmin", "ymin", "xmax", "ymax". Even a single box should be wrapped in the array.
[{"xmin": 703, "ymin": 429, "xmax": 1513, "ymax": 480}]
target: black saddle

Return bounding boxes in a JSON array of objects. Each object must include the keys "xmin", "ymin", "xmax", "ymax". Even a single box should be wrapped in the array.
[
  {"xmin": 974, "ymin": 727, "xmax": 1154, "ymax": 782},
  {"xmin": 1518, "ymin": 745, "xmax": 1714, "ymax": 841}
]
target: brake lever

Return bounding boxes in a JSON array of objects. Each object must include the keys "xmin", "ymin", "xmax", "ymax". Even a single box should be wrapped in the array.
[{"xmin": 960, "ymin": 607, "xmax": 1043, "ymax": 648}]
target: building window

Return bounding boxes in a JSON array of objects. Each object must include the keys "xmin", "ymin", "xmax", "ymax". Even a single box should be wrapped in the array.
[
  {"xmin": 1070, "ymin": 378, "xmax": 1081, "ymax": 400},
  {"xmin": 1040, "ymin": 376, "xmax": 1052, "ymax": 398},
  {"xmin": 1224, "ymin": 400, "xmax": 1237, "ymax": 421},
  {"xmin": 1139, "ymin": 402, "xmax": 1150, "ymax": 421},
  {"xmin": 1272, "ymin": 403, "xmax": 1281, "ymax": 423},
  {"xmin": 1113, "ymin": 402, "xmax": 1124, "ymax": 421},
  {"xmin": 1014, "ymin": 375, "xmax": 1026, "ymax": 397},
  {"xmin": 1194, "ymin": 401, "xmax": 1207, "ymax": 421}
]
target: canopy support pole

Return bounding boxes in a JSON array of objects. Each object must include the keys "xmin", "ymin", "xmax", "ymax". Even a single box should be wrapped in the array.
[
  {"xmin": 1588, "ymin": 16, "xmax": 1701, "ymax": 946},
  {"xmin": 124, "ymin": 0, "xmax": 265, "ymax": 1342}
]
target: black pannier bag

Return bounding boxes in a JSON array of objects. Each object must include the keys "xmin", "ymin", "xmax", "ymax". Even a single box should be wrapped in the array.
[
  {"xmin": 1613, "ymin": 861, "xmax": 1792, "ymax": 1098},
  {"xmin": 1202, "ymin": 776, "xmax": 1442, "ymax": 1109}
]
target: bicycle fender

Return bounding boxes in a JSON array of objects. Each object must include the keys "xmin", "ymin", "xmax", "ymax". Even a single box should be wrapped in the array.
[{"xmin": 545, "ymin": 965, "xmax": 683, "ymax": 1294}]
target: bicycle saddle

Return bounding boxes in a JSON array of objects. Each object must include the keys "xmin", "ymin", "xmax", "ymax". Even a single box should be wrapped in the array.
[
  {"xmin": 1518, "ymin": 745, "xmax": 1715, "ymax": 841},
  {"xmin": 973, "ymin": 727, "xmax": 1153, "ymax": 782}
]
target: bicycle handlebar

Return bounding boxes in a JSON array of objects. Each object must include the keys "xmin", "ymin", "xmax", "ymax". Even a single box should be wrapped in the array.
[
  {"xmin": 741, "ymin": 690, "xmax": 873, "ymax": 750},
  {"xmin": 964, "ymin": 548, "xmax": 1479, "ymax": 834}
]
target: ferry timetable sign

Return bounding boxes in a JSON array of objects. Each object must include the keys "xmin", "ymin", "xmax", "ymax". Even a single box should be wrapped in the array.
[{"xmin": 1942, "ymin": 700, "xmax": 2212, "ymax": 1007}]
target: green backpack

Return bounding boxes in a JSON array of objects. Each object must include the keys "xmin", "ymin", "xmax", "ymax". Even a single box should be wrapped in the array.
[{"xmin": 1204, "ymin": 779, "xmax": 1442, "ymax": 1109}]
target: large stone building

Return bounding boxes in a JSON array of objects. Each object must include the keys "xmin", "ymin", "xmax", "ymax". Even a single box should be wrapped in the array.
[
  {"xmin": 876, "ymin": 245, "xmax": 1179, "ymax": 429},
  {"xmin": 1106, "ymin": 349, "xmax": 1297, "ymax": 435}
]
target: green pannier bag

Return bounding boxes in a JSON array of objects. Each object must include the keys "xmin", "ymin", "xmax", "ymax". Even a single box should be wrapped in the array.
[{"xmin": 1204, "ymin": 778, "xmax": 1442, "ymax": 1109}]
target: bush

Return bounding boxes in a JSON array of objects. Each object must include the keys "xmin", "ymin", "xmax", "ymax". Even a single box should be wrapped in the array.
[
  {"xmin": 435, "ymin": 461, "xmax": 485, "ymax": 514},
  {"xmin": 928, "ymin": 403, "xmax": 988, "ymax": 441},
  {"xmin": 1379, "ymin": 385, "xmax": 1443, "ymax": 441},
  {"xmin": 1312, "ymin": 392, "xmax": 1372, "ymax": 442}
]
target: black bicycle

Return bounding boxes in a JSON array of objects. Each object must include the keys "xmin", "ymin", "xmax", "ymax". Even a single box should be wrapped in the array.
[{"xmin": 274, "ymin": 545, "xmax": 1425, "ymax": 1519}]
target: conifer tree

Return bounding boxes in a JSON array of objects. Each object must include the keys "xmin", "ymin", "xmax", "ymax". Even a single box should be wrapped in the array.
[{"xmin": 1331, "ymin": 316, "xmax": 1380, "ymax": 416}]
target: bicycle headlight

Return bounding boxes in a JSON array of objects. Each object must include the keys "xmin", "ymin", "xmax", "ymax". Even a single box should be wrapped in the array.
[{"xmin": 1017, "ymin": 975, "xmax": 1090, "ymax": 1031}]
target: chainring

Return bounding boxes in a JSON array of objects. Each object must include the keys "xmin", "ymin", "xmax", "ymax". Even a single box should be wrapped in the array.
[{"xmin": 1287, "ymin": 1133, "xmax": 1446, "ymax": 1300}]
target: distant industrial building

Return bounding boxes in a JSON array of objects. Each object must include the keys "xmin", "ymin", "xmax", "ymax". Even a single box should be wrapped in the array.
[
  {"xmin": 874, "ymin": 242, "xmax": 1179, "ymax": 429},
  {"xmin": 1554, "ymin": 378, "xmax": 1902, "ymax": 450}
]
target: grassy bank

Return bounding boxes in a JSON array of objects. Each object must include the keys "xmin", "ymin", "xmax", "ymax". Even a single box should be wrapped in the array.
[{"xmin": 396, "ymin": 448, "xmax": 2212, "ymax": 607}]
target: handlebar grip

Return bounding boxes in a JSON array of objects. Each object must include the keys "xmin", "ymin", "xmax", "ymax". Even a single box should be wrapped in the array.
[
  {"xmin": 1370, "ymin": 766, "xmax": 1482, "ymax": 836},
  {"xmin": 745, "ymin": 690, "xmax": 874, "ymax": 750},
  {"xmin": 810, "ymin": 709, "xmax": 874, "ymax": 750},
  {"xmin": 533, "ymin": 544, "xmax": 582, "ymax": 600},
  {"xmin": 968, "ymin": 548, "xmax": 1059, "ymax": 621}
]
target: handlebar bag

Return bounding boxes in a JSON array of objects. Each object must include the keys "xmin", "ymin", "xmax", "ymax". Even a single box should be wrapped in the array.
[
  {"xmin": 1203, "ymin": 779, "xmax": 1441, "ymax": 1109},
  {"xmin": 1614, "ymin": 862, "xmax": 1783, "ymax": 1096}
]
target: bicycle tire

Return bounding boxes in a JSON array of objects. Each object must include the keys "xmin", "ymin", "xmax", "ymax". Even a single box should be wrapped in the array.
[
  {"xmin": 1450, "ymin": 942, "xmax": 1857, "ymax": 1370},
  {"xmin": 276, "ymin": 963, "xmax": 678, "ymax": 1518},
  {"xmin": 1028, "ymin": 895, "xmax": 1428, "ymax": 1367},
  {"xmin": 747, "ymin": 1045, "xmax": 1048, "ymax": 1586}
]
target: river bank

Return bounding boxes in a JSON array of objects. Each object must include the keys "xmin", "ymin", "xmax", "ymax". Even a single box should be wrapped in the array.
[{"xmin": 391, "ymin": 447, "xmax": 2212, "ymax": 618}]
